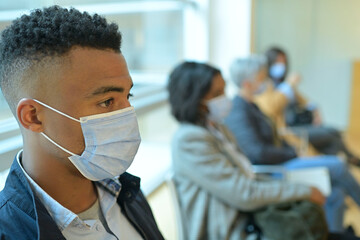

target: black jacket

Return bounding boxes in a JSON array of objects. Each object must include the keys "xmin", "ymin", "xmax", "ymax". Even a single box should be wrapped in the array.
[
  {"xmin": 224, "ymin": 96, "xmax": 297, "ymax": 165},
  {"xmin": 0, "ymin": 156, "xmax": 164, "ymax": 240}
]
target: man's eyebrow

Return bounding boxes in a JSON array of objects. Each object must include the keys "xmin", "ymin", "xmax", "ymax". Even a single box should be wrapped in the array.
[
  {"xmin": 90, "ymin": 86, "xmax": 124, "ymax": 96},
  {"xmin": 87, "ymin": 81, "xmax": 134, "ymax": 97}
]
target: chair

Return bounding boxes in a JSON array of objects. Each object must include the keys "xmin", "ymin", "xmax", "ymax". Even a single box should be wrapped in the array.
[
  {"xmin": 252, "ymin": 165, "xmax": 287, "ymax": 178},
  {"xmin": 164, "ymin": 172, "xmax": 187, "ymax": 240}
]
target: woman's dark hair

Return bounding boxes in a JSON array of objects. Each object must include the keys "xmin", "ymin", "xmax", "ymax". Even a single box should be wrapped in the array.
[
  {"xmin": 167, "ymin": 61, "xmax": 221, "ymax": 125},
  {"xmin": 265, "ymin": 47, "xmax": 289, "ymax": 83}
]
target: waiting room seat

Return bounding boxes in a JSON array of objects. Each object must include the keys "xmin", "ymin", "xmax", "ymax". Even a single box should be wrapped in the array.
[{"xmin": 165, "ymin": 172, "xmax": 187, "ymax": 240}]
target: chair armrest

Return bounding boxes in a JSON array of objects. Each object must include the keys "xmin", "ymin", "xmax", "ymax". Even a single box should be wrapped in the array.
[{"xmin": 252, "ymin": 165, "xmax": 287, "ymax": 180}]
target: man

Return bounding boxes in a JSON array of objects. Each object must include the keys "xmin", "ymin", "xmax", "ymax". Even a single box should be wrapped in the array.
[{"xmin": 0, "ymin": 6, "xmax": 164, "ymax": 240}]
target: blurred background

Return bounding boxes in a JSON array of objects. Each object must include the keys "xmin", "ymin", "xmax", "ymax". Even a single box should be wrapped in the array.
[{"xmin": 0, "ymin": 0, "xmax": 359, "ymax": 238}]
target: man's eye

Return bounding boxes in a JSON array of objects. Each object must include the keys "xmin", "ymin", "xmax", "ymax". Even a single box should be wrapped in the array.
[
  {"xmin": 127, "ymin": 93, "xmax": 134, "ymax": 100},
  {"xmin": 99, "ymin": 98, "xmax": 114, "ymax": 108}
]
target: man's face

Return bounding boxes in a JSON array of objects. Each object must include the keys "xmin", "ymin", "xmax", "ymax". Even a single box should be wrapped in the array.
[{"xmin": 39, "ymin": 47, "xmax": 133, "ymax": 163}]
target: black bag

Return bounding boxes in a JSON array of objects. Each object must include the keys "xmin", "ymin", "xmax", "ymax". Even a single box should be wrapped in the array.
[
  {"xmin": 285, "ymin": 104, "xmax": 313, "ymax": 126},
  {"xmin": 246, "ymin": 200, "xmax": 328, "ymax": 240}
]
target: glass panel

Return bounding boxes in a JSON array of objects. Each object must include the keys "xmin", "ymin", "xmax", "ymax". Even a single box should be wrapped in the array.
[
  {"xmin": 0, "ymin": 2, "xmax": 184, "ymax": 73},
  {"xmin": 107, "ymin": 10, "xmax": 183, "ymax": 73}
]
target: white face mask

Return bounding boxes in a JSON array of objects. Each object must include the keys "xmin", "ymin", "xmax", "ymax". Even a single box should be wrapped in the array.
[
  {"xmin": 269, "ymin": 63, "xmax": 286, "ymax": 80},
  {"xmin": 33, "ymin": 99, "xmax": 141, "ymax": 181},
  {"xmin": 206, "ymin": 94, "xmax": 232, "ymax": 123}
]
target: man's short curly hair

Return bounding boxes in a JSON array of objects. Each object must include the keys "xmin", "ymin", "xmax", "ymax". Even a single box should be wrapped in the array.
[{"xmin": 0, "ymin": 5, "xmax": 122, "ymax": 113}]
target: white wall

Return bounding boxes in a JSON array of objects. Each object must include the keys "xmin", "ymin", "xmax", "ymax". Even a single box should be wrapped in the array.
[
  {"xmin": 254, "ymin": 0, "xmax": 360, "ymax": 129},
  {"xmin": 208, "ymin": 0, "xmax": 253, "ymax": 96},
  {"xmin": 208, "ymin": 0, "xmax": 252, "ymax": 73}
]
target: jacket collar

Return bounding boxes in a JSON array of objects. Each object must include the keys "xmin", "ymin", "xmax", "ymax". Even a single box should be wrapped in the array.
[
  {"xmin": 118, "ymin": 172, "xmax": 141, "ymax": 203},
  {"xmin": 2, "ymin": 155, "xmax": 64, "ymax": 239}
]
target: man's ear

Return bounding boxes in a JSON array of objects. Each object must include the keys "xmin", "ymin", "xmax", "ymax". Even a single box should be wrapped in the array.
[{"xmin": 16, "ymin": 98, "xmax": 43, "ymax": 132}]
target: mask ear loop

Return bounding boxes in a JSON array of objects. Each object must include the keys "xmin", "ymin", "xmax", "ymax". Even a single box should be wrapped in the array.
[
  {"xmin": 32, "ymin": 99, "xmax": 80, "ymax": 156},
  {"xmin": 33, "ymin": 99, "xmax": 82, "ymax": 123},
  {"xmin": 40, "ymin": 132, "xmax": 76, "ymax": 156}
]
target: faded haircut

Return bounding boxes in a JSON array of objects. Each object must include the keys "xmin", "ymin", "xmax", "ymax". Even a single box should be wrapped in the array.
[{"xmin": 0, "ymin": 5, "xmax": 122, "ymax": 113}]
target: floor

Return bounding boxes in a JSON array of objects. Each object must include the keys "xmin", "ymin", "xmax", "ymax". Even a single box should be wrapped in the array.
[
  {"xmin": 345, "ymin": 166, "xmax": 360, "ymax": 235},
  {"xmin": 344, "ymin": 133, "xmax": 360, "ymax": 235}
]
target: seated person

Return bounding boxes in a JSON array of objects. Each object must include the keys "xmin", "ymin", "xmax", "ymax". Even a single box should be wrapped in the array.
[
  {"xmin": 0, "ymin": 6, "xmax": 164, "ymax": 239},
  {"xmin": 167, "ymin": 61, "xmax": 357, "ymax": 240},
  {"xmin": 257, "ymin": 46, "xmax": 360, "ymax": 165},
  {"xmin": 224, "ymin": 55, "xmax": 360, "ymax": 232}
]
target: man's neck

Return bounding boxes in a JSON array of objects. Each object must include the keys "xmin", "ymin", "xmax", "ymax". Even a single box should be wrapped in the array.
[{"xmin": 21, "ymin": 146, "xmax": 98, "ymax": 214}]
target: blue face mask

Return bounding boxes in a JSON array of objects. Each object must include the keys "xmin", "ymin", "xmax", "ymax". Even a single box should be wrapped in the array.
[
  {"xmin": 269, "ymin": 63, "xmax": 286, "ymax": 80},
  {"xmin": 33, "ymin": 99, "xmax": 141, "ymax": 181}
]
